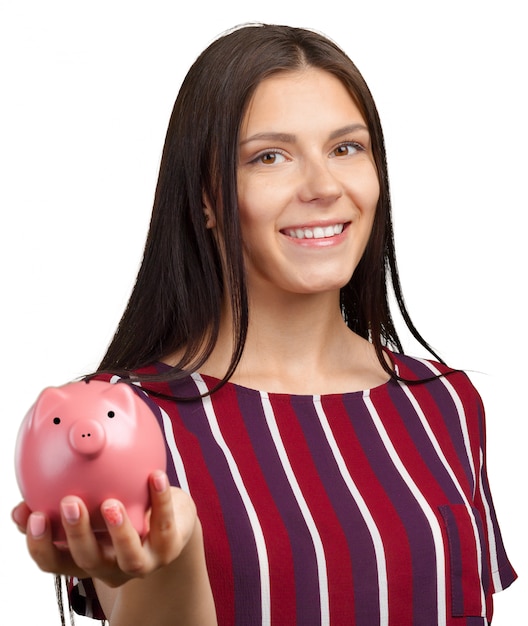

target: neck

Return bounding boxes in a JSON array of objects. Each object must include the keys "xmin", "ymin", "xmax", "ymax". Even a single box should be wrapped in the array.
[{"xmin": 201, "ymin": 289, "xmax": 389, "ymax": 394}]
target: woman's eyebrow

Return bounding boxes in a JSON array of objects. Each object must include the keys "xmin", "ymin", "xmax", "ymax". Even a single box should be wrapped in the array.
[
  {"xmin": 239, "ymin": 132, "xmax": 296, "ymax": 146},
  {"xmin": 328, "ymin": 123, "xmax": 369, "ymax": 140},
  {"xmin": 240, "ymin": 123, "xmax": 369, "ymax": 146}
]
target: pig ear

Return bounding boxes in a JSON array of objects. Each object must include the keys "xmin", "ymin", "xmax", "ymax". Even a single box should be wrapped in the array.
[
  {"xmin": 26, "ymin": 386, "xmax": 69, "ymax": 428},
  {"xmin": 100, "ymin": 381, "xmax": 139, "ymax": 415}
]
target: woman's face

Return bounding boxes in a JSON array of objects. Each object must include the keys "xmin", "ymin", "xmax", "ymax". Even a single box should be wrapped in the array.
[{"xmin": 236, "ymin": 68, "xmax": 380, "ymax": 298}]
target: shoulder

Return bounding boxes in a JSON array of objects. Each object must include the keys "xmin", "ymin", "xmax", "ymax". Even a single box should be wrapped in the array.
[
  {"xmin": 387, "ymin": 350, "xmax": 483, "ymax": 408},
  {"xmin": 389, "ymin": 350, "xmax": 469, "ymax": 381},
  {"xmin": 385, "ymin": 352, "xmax": 487, "ymax": 459}
]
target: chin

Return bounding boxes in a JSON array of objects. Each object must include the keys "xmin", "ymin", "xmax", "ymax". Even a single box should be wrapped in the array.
[
  {"xmin": 295, "ymin": 270, "xmax": 354, "ymax": 293},
  {"xmin": 290, "ymin": 277, "xmax": 351, "ymax": 295}
]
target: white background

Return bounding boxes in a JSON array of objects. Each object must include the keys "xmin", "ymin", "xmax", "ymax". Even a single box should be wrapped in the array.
[{"xmin": 1, "ymin": 1, "xmax": 525, "ymax": 623}]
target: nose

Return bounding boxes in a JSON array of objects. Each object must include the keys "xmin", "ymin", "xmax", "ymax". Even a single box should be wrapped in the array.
[
  {"xmin": 298, "ymin": 157, "xmax": 343, "ymax": 204},
  {"xmin": 69, "ymin": 419, "xmax": 106, "ymax": 456}
]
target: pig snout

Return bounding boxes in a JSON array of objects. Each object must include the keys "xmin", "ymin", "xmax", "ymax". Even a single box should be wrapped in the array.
[{"xmin": 69, "ymin": 419, "xmax": 106, "ymax": 456}]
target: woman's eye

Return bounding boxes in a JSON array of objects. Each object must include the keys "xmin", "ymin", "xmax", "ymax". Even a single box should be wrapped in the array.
[
  {"xmin": 331, "ymin": 142, "xmax": 362, "ymax": 157},
  {"xmin": 255, "ymin": 151, "xmax": 286, "ymax": 165}
]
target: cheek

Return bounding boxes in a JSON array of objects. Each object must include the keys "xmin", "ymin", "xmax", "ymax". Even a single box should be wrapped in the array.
[
  {"xmin": 237, "ymin": 200, "xmax": 266, "ymax": 255},
  {"xmin": 237, "ymin": 181, "xmax": 259, "ymax": 229},
  {"xmin": 237, "ymin": 200, "xmax": 261, "ymax": 238},
  {"xmin": 353, "ymin": 167, "xmax": 380, "ymax": 217},
  {"xmin": 237, "ymin": 187, "xmax": 280, "ymax": 233},
  {"xmin": 237, "ymin": 169, "xmax": 292, "ymax": 220}
]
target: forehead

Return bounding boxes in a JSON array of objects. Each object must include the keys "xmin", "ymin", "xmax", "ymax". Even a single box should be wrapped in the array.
[{"xmin": 240, "ymin": 68, "xmax": 365, "ymax": 134}]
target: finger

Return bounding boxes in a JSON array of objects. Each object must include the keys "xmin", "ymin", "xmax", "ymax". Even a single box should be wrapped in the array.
[
  {"xmin": 148, "ymin": 471, "xmax": 177, "ymax": 544},
  {"xmin": 148, "ymin": 474, "xmax": 196, "ymax": 563},
  {"xmin": 100, "ymin": 499, "xmax": 145, "ymax": 578},
  {"xmin": 59, "ymin": 496, "xmax": 104, "ymax": 574},
  {"xmin": 26, "ymin": 511, "xmax": 54, "ymax": 570},
  {"xmin": 25, "ymin": 511, "xmax": 81, "ymax": 576},
  {"xmin": 12, "ymin": 501, "xmax": 31, "ymax": 533},
  {"xmin": 57, "ymin": 497, "xmax": 131, "ymax": 585}
]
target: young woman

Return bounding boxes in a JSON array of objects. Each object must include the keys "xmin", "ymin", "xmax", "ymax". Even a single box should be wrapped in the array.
[{"xmin": 12, "ymin": 24, "xmax": 516, "ymax": 625}]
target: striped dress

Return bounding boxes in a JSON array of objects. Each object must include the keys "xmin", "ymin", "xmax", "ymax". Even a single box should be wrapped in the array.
[{"xmin": 71, "ymin": 352, "xmax": 516, "ymax": 625}]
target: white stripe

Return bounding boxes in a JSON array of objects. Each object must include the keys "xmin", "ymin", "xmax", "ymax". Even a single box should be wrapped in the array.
[
  {"xmin": 314, "ymin": 397, "xmax": 388, "ymax": 626},
  {"xmin": 193, "ymin": 375, "xmax": 271, "ymax": 626},
  {"xmin": 158, "ymin": 405, "xmax": 190, "ymax": 494},
  {"xmin": 364, "ymin": 389, "xmax": 448, "ymax": 626},
  {"xmin": 478, "ymin": 448, "xmax": 502, "ymax": 591},
  {"xmin": 260, "ymin": 391, "xmax": 330, "ymax": 625}
]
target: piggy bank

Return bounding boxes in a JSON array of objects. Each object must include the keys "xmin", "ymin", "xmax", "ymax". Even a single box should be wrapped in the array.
[{"xmin": 15, "ymin": 379, "xmax": 167, "ymax": 541}]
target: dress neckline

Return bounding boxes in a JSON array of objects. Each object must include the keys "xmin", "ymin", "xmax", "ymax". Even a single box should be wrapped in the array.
[{"xmin": 155, "ymin": 348, "xmax": 401, "ymax": 400}]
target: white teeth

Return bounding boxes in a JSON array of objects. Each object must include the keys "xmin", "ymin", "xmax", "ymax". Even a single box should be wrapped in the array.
[{"xmin": 287, "ymin": 224, "xmax": 344, "ymax": 239}]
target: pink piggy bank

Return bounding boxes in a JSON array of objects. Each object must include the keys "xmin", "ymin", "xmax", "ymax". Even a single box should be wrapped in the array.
[{"xmin": 15, "ymin": 379, "xmax": 167, "ymax": 541}]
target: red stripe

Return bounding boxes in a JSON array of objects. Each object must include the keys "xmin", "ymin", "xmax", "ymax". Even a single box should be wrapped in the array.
[
  {"xmin": 157, "ymin": 391, "xmax": 236, "ymax": 625},
  {"xmin": 459, "ymin": 509, "xmax": 482, "ymax": 615},
  {"xmin": 210, "ymin": 384, "xmax": 297, "ymax": 625},
  {"xmin": 98, "ymin": 367, "xmax": 238, "ymax": 624},
  {"xmin": 443, "ymin": 504, "xmax": 483, "ymax": 616},
  {"xmin": 371, "ymin": 386, "xmax": 452, "ymax": 505},
  {"xmin": 393, "ymin": 359, "xmax": 480, "ymax": 493},
  {"xmin": 407, "ymin": 382, "xmax": 476, "ymax": 500},
  {"xmin": 326, "ymin": 395, "xmax": 415, "ymax": 625},
  {"xmin": 271, "ymin": 395, "xmax": 356, "ymax": 623}
]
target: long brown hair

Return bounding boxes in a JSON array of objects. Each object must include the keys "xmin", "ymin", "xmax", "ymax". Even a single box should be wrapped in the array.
[{"xmin": 98, "ymin": 23, "xmax": 442, "ymax": 386}]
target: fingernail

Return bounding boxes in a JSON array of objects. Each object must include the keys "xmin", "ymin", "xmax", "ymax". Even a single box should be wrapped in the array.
[
  {"xmin": 61, "ymin": 500, "xmax": 80, "ymax": 524},
  {"xmin": 152, "ymin": 471, "xmax": 168, "ymax": 493},
  {"xmin": 29, "ymin": 513, "xmax": 46, "ymax": 538},
  {"xmin": 102, "ymin": 501, "xmax": 123, "ymax": 527}
]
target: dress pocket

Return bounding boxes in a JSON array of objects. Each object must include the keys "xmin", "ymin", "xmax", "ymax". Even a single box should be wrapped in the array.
[{"xmin": 439, "ymin": 504, "xmax": 490, "ymax": 618}]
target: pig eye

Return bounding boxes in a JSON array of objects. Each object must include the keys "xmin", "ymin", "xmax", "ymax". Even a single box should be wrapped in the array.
[
  {"xmin": 107, "ymin": 411, "xmax": 115, "ymax": 418},
  {"xmin": 53, "ymin": 417, "xmax": 61, "ymax": 425}
]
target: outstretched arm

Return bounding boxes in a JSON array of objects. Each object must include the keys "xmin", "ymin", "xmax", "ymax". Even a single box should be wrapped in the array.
[{"xmin": 12, "ymin": 471, "xmax": 217, "ymax": 625}]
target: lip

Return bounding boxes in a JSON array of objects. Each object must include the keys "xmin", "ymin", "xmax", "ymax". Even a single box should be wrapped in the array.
[{"xmin": 280, "ymin": 221, "xmax": 351, "ymax": 246}]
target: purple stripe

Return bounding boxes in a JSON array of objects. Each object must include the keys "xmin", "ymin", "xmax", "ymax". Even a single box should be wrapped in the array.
[
  {"xmin": 475, "ymin": 402, "xmax": 516, "ymax": 591},
  {"xmin": 290, "ymin": 395, "xmax": 380, "ymax": 626},
  {"xmin": 439, "ymin": 505, "xmax": 464, "ymax": 615},
  {"xmin": 384, "ymin": 364, "xmax": 489, "ymax": 620},
  {"xmin": 472, "ymin": 505, "xmax": 490, "ymax": 596},
  {"xmin": 236, "ymin": 388, "xmax": 321, "ymax": 625},
  {"xmin": 439, "ymin": 504, "xmax": 492, "ymax": 617},
  {"xmin": 345, "ymin": 388, "xmax": 440, "ymax": 625},
  {"xmin": 395, "ymin": 356, "xmax": 475, "ymax": 491},
  {"xmin": 386, "ymin": 379, "xmax": 469, "ymax": 503},
  {"xmin": 133, "ymin": 386, "xmax": 181, "ymax": 489},
  {"xmin": 167, "ymin": 376, "xmax": 262, "ymax": 626}
]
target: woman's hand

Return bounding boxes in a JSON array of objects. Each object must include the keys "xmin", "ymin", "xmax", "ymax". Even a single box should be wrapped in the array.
[
  {"xmin": 12, "ymin": 471, "xmax": 194, "ymax": 588},
  {"xmin": 13, "ymin": 471, "xmax": 217, "ymax": 624}
]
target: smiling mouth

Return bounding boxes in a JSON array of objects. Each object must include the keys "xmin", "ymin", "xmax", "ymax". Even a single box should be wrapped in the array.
[{"xmin": 283, "ymin": 223, "xmax": 347, "ymax": 240}]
